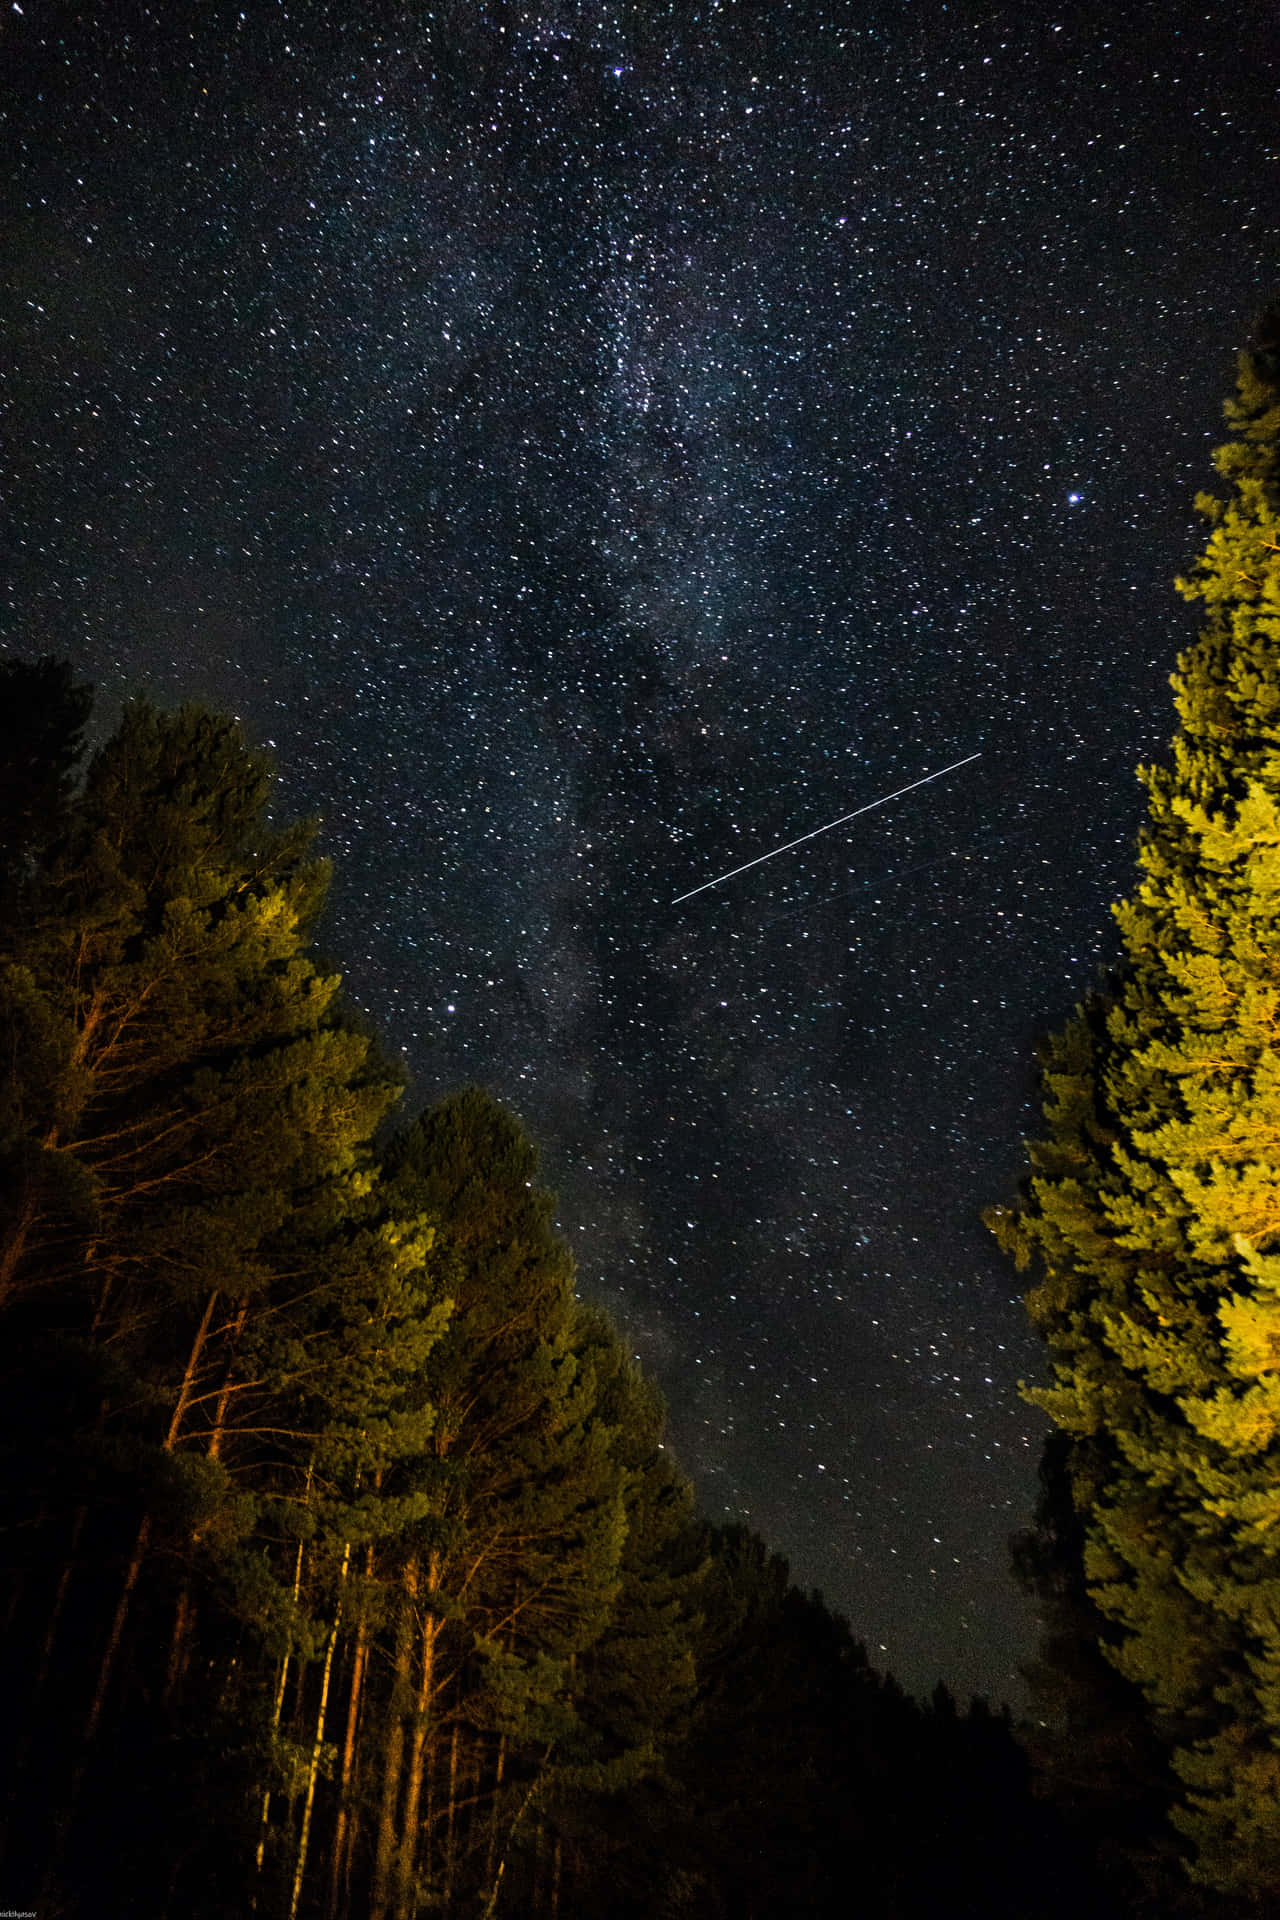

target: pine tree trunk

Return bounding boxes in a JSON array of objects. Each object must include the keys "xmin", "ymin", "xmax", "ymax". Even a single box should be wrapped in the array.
[
  {"xmin": 42, "ymin": 1504, "xmax": 155, "ymax": 1909},
  {"xmin": 162, "ymin": 1294, "xmax": 248, "ymax": 1707},
  {"xmin": 3, "ymin": 1503, "xmax": 84, "ymax": 1768},
  {"xmin": 253, "ymin": 1643, "xmax": 296, "ymax": 1897},
  {"xmin": 327, "ymin": 1607, "xmax": 369, "ymax": 1920},
  {"xmin": 163, "ymin": 1583, "xmax": 195, "ymax": 1705},
  {"xmin": 482, "ymin": 1761, "xmax": 544, "ymax": 1920},
  {"xmin": 533, "ymin": 1820, "xmax": 547, "ymax": 1916},
  {"xmin": 206, "ymin": 1297, "xmax": 248, "ymax": 1461},
  {"xmin": 254, "ymin": 1485, "xmax": 311, "ymax": 1901},
  {"xmin": 288, "ymin": 1542, "xmax": 350, "ymax": 1920},
  {"xmin": 484, "ymin": 1735, "xmax": 506, "ymax": 1886},
  {"xmin": 395, "ymin": 1601, "xmax": 440, "ymax": 1919},
  {"xmin": 0, "ymin": 1181, "xmax": 39, "ymax": 1312},
  {"xmin": 166, "ymin": 1289, "xmax": 220, "ymax": 1450},
  {"xmin": 444, "ymin": 1720, "xmax": 460, "ymax": 1912},
  {"xmin": 370, "ymin": 1714, "xmax": 405, "ymax": 1920},
  {"xmin": 451, "ymin": 1727, "xmax": 477, "ymax": 1911},
  {"xmin": 466, "ymin": 1730, "xmax": 483, "ymax": 1904},
  {"xmin": 79, "ymin": 1508, "xmax": 151, "ymax": 1759},
  {"xmin": 76, "ymin": 1286, "xmax": 219, "ymax": 1767},
  {"xmin": 423, "ymin": 1706, "xmax": 435, "ymax": 1905},
  {"xmin": 371, "ymin": 1588, "xmax": 412, "ymax": 1920}
]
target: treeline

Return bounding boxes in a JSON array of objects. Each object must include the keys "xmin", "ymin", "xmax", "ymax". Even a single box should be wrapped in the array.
[{"xmin": 0, "ymin": 661, "xmax": 1087, "ymax": 1917}]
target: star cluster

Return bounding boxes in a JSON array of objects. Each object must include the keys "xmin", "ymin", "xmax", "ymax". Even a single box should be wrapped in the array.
[{"xmin": 3, "ymin": 0, "xmax": 1278, "ymax": 1700}]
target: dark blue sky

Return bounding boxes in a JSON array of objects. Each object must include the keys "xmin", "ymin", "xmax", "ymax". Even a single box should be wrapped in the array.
[{"xmin": 4, "ymin": 0, "xmax": 1278, "ymax": 1701}]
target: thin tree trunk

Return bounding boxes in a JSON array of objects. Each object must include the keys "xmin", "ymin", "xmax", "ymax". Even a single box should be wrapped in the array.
[
  {"xmin": 463, "ymin": 1729, "xmax": 481, "ymax": 1904},
  {"xmin": 444, "ymin": 1721, "xmax": 460, "ymax": 1911},
  {"xmin": 163, "ymin": 1583, "xmax": 195, "ymax": 1704},
  {"xmin": 11, "ymin": 1503, "xmax": 83, "ymax": 1734},
  {"xmin": 395, "ymin": 1580, "xmax": 440, "ymax": 1920},
  {"xmin": 80, "ymin": 1509, "xmax": 152, "ymax": 1760},
  {"xmin": 253, "ymin": 1639, "xmax": 297, "ymax": 1896},
  {"xmin": 482, "ymin": 1761, "xmax": 545, "ymax": 1920},
  {"xmin": 165, "ymin": 1289, "xmax": 221, "ymax": 1451},
  {"xmin": 206, "ymin": 1298, "xmax": 248, "ymax": 1461},
  {"xmin": 0, "ymin": 1182, "xmax": 39, "ymax": 1312},
  {"xmin": 483, "ymin": 1735, "xmax": 507, "ymax": 1892},
  {"xmin": 330, "ymin": 1526, "xmax": 376, "ymax": 1920},
  {"xmin": 163, "ymin": 1295, "xmax": 248, "ymax": 1706},
  {"xmin": 77, "ymin": 1287, "xmax": 219, "ymax": 1761},
  {"xmin": 254, "ymin": 1470, "xmax": 311, "ymax": 1902},
  {"xmin": 533, "ymin": 1820, "xmax": 546, "ymax": 1916},
  {"xmin": 41, "ymin": 1505, "xmax": 155, "ymax": 1909},
  {"xmin": 327, "ymin": 1609, "xmax": 369, "ymax": 1920},
  {"xmin": 424, "ymin": 1694, "xmax": 436, "ymax": 1907},
  {"xmin": 371, "ymin": 1593, "xmax": 412, "ymax": 1920},
  {"xmin": 289, "ymin": 1541, "xmax": 350, "ymax": 1920}
]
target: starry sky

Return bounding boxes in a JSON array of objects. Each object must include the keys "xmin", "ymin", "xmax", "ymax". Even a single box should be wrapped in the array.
[{"xmin": 4, "ymin": 0, "xmax": 1278, "ymax": 1705}]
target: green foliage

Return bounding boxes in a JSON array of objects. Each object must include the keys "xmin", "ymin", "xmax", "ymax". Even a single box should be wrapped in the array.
[
  {"xmin": 992, "ymin": 308, "xmax": 1280, "ymax": 1905},
  {"xmin": 0, "ymin": 678, "xmax": 448, "ymax": 1916},
  {"xmin": 0, "ymin": 661, "xmax": 1112, "ymax": 1918},
  {"xmin": 367, "ymin": 1090, "xmax": 641, "ymax": 1912},
  {"xmin": 1010, "ymin": 1433, "xmax": 1213, "ymax": 1918}
]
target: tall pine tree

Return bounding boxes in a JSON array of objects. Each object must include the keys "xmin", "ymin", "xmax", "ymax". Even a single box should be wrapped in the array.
[
  {"xmin": 990, "ymin": 307, "xmax": 1280, "ymax": 1902},
  {"xmin": 0, "ymin": 688, "xmax": 448, "ymax": 1916},
  {"xmin": 372, "ymin": 1087, "xmax": 630, "ymax": 1917}
]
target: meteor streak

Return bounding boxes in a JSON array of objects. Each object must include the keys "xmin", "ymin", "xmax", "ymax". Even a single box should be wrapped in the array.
[{"xmin": 672, "ymin": 752, "xmax": 982, "ymax": 905}]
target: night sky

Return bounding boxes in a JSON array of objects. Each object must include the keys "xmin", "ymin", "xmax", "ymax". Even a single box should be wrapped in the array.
[{"xmin": 4, "ymin": 0, "xmax": 1278, "ymax": 1705}]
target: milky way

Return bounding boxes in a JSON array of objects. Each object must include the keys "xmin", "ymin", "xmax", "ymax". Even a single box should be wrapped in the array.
[{"xmin": 3, "ymin": 0, "xmax": 1278, "ymax": 1700}]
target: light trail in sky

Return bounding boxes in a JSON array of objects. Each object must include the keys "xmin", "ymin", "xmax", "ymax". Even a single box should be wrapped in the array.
[{"xmin": 672, "ymin": 752, "xmax": 983, "ymax": 905}]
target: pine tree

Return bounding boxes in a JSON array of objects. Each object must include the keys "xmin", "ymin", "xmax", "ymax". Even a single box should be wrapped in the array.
[
  {"xmin": 1009, "ymin": 1434, "xmax": 1198, "ymax": 1917},
  {"xmin": 0, "ymin": 655, "xmax": 92, "ymax": 896},
  {"xmin": 0, "ymin": 689, "xmax": 448, "ymax": 1916},
  {"xmin": 526, "ymin": 1305, "xmax": 702, "ymax": 1918},
  {"xmin": 371, "ymin": 1087, "xmax": 630, "ymax": 1917},
  {"xmin": 989, "ymin": 308, "xmax": 1280, "ymax": 1902}
]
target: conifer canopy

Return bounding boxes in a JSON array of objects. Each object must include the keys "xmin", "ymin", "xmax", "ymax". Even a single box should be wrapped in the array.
[{"xmin": 990, "ymin": 308, "xmax": 1280, "ymax": 1900}]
